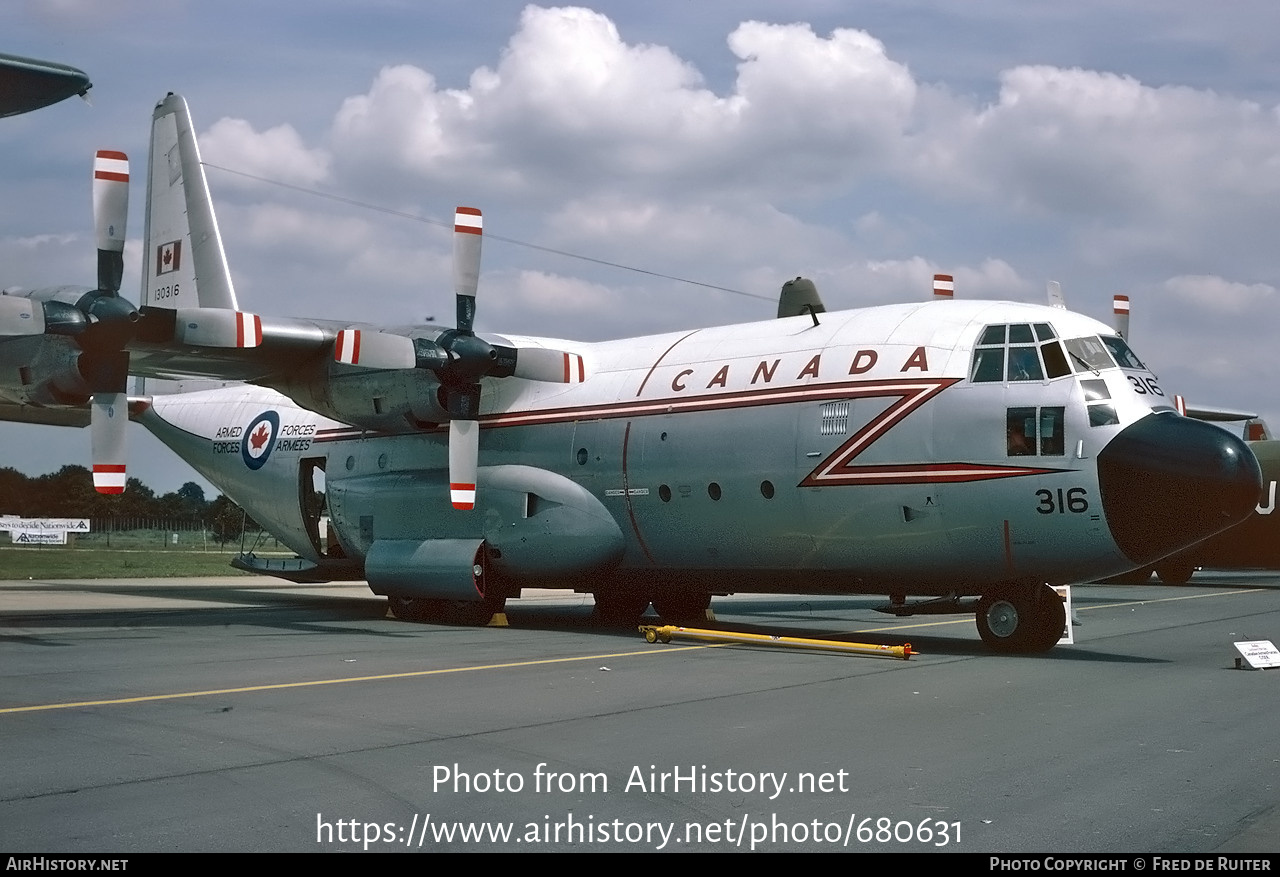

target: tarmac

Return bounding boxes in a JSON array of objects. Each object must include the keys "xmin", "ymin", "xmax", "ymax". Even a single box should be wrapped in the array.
[{"xmin": 1, "ymin": 570, "xmax": 1277, "ymax": 853}]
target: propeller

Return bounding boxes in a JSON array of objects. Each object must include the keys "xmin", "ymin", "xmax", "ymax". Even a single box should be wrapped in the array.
[
  {"xmin": 1112, "ymin": 294, "xmax": 1130, "ymax": 340},
  {"xmin": 932, "ymin": 274, "xmax": 953, "ymax": 299},
  {"xmin": 332, "ymin": 206, "xmax": 587, "ymax": 510},
  {"xmin": 84, "ymin": 150, "xmax": 135, "ymax": 493}
]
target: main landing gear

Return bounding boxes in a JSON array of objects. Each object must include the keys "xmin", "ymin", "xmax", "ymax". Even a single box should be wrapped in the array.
[
  {"xmin": 975, "ymin": 583, "xmax": 1066, "ymax": 654},
  {"xmin": 592, "ymin": 588, "xmax": 715, "ymax": 625},
  {"xmin": 387, "ymin": 595, "xmax": 507, "ymax": 626}
]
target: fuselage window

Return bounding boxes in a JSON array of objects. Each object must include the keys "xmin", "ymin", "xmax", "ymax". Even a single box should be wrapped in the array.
[
  {"xmin": 1007, "ymin": 407, "xmax": 1037, "ymax": 456},
  {"xmin": 1079, "ymin": 379, "xmax": 1119, "ymax": 427},
  {"xmin": 1039, "ymin": 407, "xmax": 1065, "ymax": 455},
  {"xmin": 1007, "ymin": 406, "xmax": 1066, "ymax": 456},
  {"xmin": 1089, "ymin": 403, "xmax": 1120, "ymax": 427}
]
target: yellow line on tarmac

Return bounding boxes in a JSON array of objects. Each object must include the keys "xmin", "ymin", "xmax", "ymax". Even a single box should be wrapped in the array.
[
  {"xmin": 0, "ymin": 644, "xmax": 720, "ymax": 715},
  {"xmin": 1077, "ymin": 587, "xmax": 1262, "ymax": 611}
]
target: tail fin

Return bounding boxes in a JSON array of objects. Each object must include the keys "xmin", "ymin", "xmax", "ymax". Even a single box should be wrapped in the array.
[
  {"xmin": 1246, "ymin": 418, "xmax": 1272, "ymax": 442},
  {"xmin": 142, "ymin": 93, "xmax": 239, "ymax": 311}
]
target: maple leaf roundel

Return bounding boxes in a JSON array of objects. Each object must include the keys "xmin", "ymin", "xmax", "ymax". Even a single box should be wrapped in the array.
[{"xmin": 241, "ymin": 410, "xmax": 280, "ymax": 471}]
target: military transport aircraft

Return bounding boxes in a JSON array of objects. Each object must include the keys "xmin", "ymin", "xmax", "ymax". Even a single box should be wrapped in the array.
[{"xmin": 0, "ymin": 93, "xmax": 1264, "ymax": 653}]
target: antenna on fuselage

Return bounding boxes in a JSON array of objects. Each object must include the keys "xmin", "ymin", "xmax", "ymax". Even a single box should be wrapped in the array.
[{"xmin": 778, "ymin": 277, "xmax": 825, "ymax": 324}]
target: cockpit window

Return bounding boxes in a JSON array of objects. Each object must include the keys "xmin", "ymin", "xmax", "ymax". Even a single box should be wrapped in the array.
[
  {"xmin": 1100, "ymin": 335, "xmax": 1146, "ymax": 370},
  {"xmin": 1008, "ymin": 324, "xmax": 1035, "ymax": 344},
  {"xmin": 1006, "ymin": 346, "xmax": 1043, "ymax": 381},
  {"xmin": 1064, "ymin": 336, "xmax": 1115, "ymax": 374},
  {"xmin": 971, "ymin": 322, "xmax": 1069, "ymax": 383},
  {"xmin": 979, "ymin": 325, "xmax": 1006, "ymax": 346}
]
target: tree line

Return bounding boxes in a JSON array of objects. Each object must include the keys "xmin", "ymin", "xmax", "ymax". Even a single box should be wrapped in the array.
[{"xmin": 0, "ymin": 465, "xmax": 256, "ymax": 542}]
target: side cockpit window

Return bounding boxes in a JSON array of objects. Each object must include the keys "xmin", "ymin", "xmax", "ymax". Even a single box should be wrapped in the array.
[
  {"xmin": 1081, "ymin": 378, "xmax": 1120, "ymax": 426},
  {"xmin": 1006, "ymin": 406, "xmax": 1066, "ymax": 456},
  {"xmin": 971, "ymin": 322, "xmax": 1070, "ymax": 383}
]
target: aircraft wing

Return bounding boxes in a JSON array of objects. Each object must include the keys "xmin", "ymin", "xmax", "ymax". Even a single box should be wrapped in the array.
[
  {"xmin": 126, "ymin": 308, "xmax": 342, "ymax": 383},
  {"xmin": 0, "ymin": 401, "xmax": 89, "ymax": 428},
  {"xmin": 1181, "ymin": 402, "xmax": 1258, "ymax": 423}
]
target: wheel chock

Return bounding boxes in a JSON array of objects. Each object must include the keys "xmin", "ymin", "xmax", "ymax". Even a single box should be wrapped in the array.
[{"xmin": 638, "ymin": 625, "xmax": 912, "ymax": 660}]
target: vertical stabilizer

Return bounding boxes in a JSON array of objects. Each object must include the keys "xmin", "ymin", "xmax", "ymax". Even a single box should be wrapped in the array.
[{"xmin": 142, "ymin": 93, "xmax": 239, "ymax": 311}]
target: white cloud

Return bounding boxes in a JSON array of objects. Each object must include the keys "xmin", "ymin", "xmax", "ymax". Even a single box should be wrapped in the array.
[
  {"xmin": 1159, "ymin": 274, "xmax": 1277, "ymax": 316},
  {"xmin": 200, "ymin": 118, "xmax": 330, "ymax": 187}
]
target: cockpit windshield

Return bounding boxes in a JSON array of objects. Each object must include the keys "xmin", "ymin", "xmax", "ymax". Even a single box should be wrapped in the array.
[
  {"xmin": 1063, "ymin": 336, "xmax": 1114, "ymax": 374},
  {"xmin": 1099, "ymin": 335, "xmax": 1146, "ymax": 370},
  {"xmin": 969, "ymin": 322, "xmax": 1071, "ymax": 383},
  {"xmin": 970, "ymin": 323, "xmax": 1149, "ymax": 383}
]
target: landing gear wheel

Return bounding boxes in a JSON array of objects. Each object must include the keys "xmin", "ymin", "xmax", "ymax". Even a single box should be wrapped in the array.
[
  {"xmin": 651, "ymin": 590, "xmax": 712, "ymax": 625},
  {"xmin": 387, "ymin": 596, "xmax": 435, "ymax": 623},
  {"xmin": 975, "ymin": 584, "xmax": 1065, "ymax": 653},
  {"xmin": 447, "ymin": 596, "xmax": 507, "ymax": 626},
  {"xmin": 593, "ymin": 590, "xmax": 651, "ymax": 625},
  {"xmin": 388, "ymin": 596, "xmax": 504, "ymax": 625},
  {"xmin": 1154, "ymin": 561, "xmax": 1195, "ymax": 585}
]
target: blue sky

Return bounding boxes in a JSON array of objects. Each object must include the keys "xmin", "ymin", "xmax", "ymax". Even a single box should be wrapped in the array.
[{"xmin": 3, "ymin": 1, "xmax": 1279, "ymax": 494}]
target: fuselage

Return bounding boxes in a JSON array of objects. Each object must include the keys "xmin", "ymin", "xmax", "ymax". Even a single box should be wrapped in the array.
[{"xmin": 136, "ymin": 298, "xmax": 1261, "ymax": 600}]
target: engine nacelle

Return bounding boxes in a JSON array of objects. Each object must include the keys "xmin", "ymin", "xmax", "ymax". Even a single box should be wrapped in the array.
[
  {"xmin": 365, "ymin": 537, "xmax": 489, "ymax": 600},
  {"xmin": 329, "ymin": 463, "xmax": 626, "ymax": 586}
]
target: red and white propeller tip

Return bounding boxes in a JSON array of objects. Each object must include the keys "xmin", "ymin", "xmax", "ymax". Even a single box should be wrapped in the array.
[
  {"xmin": 333, "ymin": 328, "xmax": 415, "ymax": 369},
  {"xmin": 1113, "ymin": 295, "xmax": 1130, "ymax": 339},
  {"xmin": 90, "ymin": 392, "xmax": 128, "ymax": 494},
  {"xmin": 449, "ymin": 419, "xmax": 479, "ymax": 510}
]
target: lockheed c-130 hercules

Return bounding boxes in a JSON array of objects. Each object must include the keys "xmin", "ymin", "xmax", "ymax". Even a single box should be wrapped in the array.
[{"xmin": 0, "ymin": 93, "xmax": 1263, "ymax": 653}]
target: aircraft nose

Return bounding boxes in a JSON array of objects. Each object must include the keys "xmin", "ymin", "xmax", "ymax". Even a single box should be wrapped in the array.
[{"xmin": 1098, "ymin": 413, "xmax": 1262, "ymax": 565}]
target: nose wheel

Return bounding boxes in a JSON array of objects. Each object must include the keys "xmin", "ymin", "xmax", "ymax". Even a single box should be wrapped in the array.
[{"xmin": 975, "ymin": 584, "xmax": 1065, "ymax": 653}]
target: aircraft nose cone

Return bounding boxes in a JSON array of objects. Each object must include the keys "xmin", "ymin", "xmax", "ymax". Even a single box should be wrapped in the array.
[{"xmin": 1098, "ymin": 413, "xmax": 1262, "ymax": 565}]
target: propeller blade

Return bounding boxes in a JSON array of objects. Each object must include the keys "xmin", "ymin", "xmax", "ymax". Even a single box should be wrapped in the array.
[
  {"xmin": 449, "ymin": 418, "xmax": 479, "ymax": 510},
  {"xmin": 0, "ymin": 295, "xmax": 46, "ymax": 337},
  {"xmin": 1113, "ymin": 295, "xmax": 1130, "ymax": 339},
  {"xmin": 92, "ymin": 150, "xmax": 128, "ymax": 294},
  {"xmin": 510, "ymin": 347, "xmax": 587, "ymax": 384},
  {"xmin": 333, "ymin": 328, "xmax": 416, "ymax": 369},
  {"xmin": 174, "ymin": 308, "xmax": 262, "ymax": 348},
  {"xmin": 90, "ymin": 391, "xmax": 127, "ymax": 494},
  {"xmin": 932, "ymin": 274, "xmax": 953, "ymax": 299},
  {"xmin": 453, "ymin": 206, "xmax": 482, "ymax": 334},
  {"xmin": 1047, "ymin": 280, "xmax": 1066, "ymax": 309}
]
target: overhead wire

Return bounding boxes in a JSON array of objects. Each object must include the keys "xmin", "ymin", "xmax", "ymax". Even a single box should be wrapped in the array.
[{"xmin": 201, "ymin": 162, "xmax": 774, "ymax": 303}]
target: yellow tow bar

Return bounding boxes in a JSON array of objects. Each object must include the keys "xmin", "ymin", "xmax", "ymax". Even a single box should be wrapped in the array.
[{"xmin": 639, "ymin": 625, "xmax": 913, "ymax": 660}]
